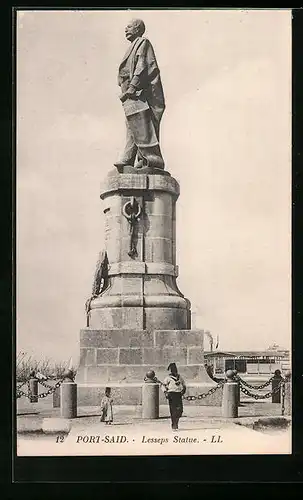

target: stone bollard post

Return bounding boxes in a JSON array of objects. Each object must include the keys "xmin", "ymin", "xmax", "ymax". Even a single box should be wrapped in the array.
[
  {"xmin": 222, "ymin": 370, "xmax": 239, "ymax": 418},
  {"xmin": 53, "ymin": 387, "xmax": 61, "ymax": 408},
  {"xmin": 142, "ymin": 370, "xmax": 159, "ymax": 419},
  {"xmin": 60, "ymin": 370, "xmax": 77, "ymax": 419},
  {"xmin": 272, "ymin": 369, "xmax": 283, "ymax": 403},
  {"xmin": 232, "ymin": 370, "xmax": 241, "ymax": 406},
  {"xmin": 29, "ymin": 371, "xmax": 38, "ymax": 403},
  {"xmin": 282, "ymin": 372, "xmax": 292, "ymax": 416}
]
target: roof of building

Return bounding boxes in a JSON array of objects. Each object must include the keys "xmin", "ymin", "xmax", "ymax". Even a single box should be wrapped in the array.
[
  {"xmin": 204, "ymin": 351, "xmax": 235, "ymax": 357},
  {"xmin": 204, "ymin": 350, "xmax": 289, "ymax": 358}
]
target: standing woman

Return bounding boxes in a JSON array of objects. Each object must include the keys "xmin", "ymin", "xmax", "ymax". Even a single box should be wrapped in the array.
[{"xmin": 163, "ymin": 363, "xmax": 186, "ymax": 431}]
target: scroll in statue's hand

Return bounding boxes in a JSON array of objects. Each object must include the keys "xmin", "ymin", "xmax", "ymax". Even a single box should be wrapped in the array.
[
  {"xmin": 126, "ymin": 85, "xmax": 136, "ymax": 97},
  {"xmin": 119, "ymin": 87, "xmax": 142, "ymax": 103}
]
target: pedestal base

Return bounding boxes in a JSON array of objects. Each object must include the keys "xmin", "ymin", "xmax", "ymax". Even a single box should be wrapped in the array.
[{"xmin": 76, "ymin": 328, "xmax": 221, "ymax": 405}]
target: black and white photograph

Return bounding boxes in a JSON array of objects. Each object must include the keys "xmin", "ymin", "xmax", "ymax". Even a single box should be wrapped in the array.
[{"xmin": 16, "ymin": 8, "xmax": 292, "ymax": 457}]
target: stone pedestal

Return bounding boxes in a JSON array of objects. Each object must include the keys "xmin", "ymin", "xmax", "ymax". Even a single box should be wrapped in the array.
[
  {"xmin": 77, "ymin": 327, "xmax": 220, "ymax": 406},
  {"xmin": 88, "ymin": 171, "xmax": 190, "ymax": 330},
  {"xmin": 77, "ymin": 170, "xmax": 219, "ymax": 405}
]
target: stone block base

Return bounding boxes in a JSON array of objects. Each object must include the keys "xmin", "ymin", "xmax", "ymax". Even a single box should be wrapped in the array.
[
  {"xmin": 76, "ymin": 327, "xmax": 219, "ymax": 405},
  {"xmin": 77, "ymin": 382, "xmax": 223, "ymax": 407},
  {"xmin": 77, "ymin": 328, "xmax": 207, "ymax": 384}
]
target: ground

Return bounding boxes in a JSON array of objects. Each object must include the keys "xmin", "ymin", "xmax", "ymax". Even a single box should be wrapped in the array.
[{"xmin": 16, "ymin": 395, "xmax": 291, "ymax": 456}]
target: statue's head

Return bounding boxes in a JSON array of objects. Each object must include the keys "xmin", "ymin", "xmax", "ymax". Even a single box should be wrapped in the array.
[{"xmin": 125, "ymin": 19, "xmax": 145, "ymax": 42}]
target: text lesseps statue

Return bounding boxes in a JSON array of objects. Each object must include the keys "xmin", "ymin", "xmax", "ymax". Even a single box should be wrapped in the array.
[{"xmin": 114, "ymin": 19, "xmax": 166, "ymax": 172}]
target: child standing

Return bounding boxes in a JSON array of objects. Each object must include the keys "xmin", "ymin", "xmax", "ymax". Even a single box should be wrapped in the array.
[{"xmin": 100, "ymin": 387, "xmax": 113, "ymax": 424}]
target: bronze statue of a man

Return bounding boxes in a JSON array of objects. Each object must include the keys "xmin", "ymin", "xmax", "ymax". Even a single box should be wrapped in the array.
[{"xmin": 115, "ymin": 19, "xmax": 166, "ymax": 171}]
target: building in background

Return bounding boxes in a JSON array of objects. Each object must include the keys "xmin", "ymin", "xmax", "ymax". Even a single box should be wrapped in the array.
[{"xmin": 204, "ymin": 346, "xmax": 290, "ymax": 379}]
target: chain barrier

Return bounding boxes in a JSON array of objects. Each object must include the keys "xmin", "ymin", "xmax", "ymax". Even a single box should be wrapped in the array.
[
  {"xmin": 16, "ymin": 380, "xmax": 27, "ymax": 395},
  {"xmin": 16, "ymin": 377, "xmax": 65, "ymax": 400},
  {"xmin": 16, "ymin": 388, "xmax": 30, "ymax": 399},
  {"xmin": 38, "ymin": 379, "xmax": 58, "ymax": 391},
  {"xmin": 183, "ymin": 381, "xmax": 225, "ymax": 401},
  {"xmin": 36, "ymin": 378, "xmax": 65, "ymax": 399},
  {"xmin": 148, "ymin": 375, "xmax": 224, "ymax": 401},
  {"xmin": 16, "ymin": 380, "xmax": 31, "ymax": 399},
  {"xmin": 237, "ymin": 375, "xmax": 273, "ymax": 390},
  {"xmin": 239, "ymin": 379, "xmax": 284, "ymax": 400}
]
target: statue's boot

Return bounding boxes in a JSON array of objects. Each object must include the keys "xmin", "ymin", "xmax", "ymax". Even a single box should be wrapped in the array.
[
  {"xmin": 136, "ymin": 145, "xmax": 165, "ymax": 170},
  {"xmin": 114, "ymin": 161, "xmax": 133, "ymax": 169},
  {"xmin": 114, "ymin": 153, "xmax": 136, "ymax": 168}
]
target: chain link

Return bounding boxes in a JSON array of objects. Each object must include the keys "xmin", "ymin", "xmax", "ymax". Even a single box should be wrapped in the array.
[
  {"xmin": 17, "ymin": 380, "xmax": 27, "ymax": 391},
  {"xmin": 38, "ymin": 379, "xmax": 57, "ymax": 390},
  {"xmin": 149, "ymin": 376, "xmax": 224, "ymax": 401},
  {"xmin": 17, "ymin": 380, "xmax": 32, "ymax": 399},
  {"xmin": 36, "ymin": 377, "xmax": 65, "ymax": 399},
  {"xmin": 16, "ymin": 377, "xmax": 65, "ymax": 400},
  {"xmin": 237, "ymin": 375, "xmax": 273, "ymax": 390},
  {"xmin": 16, "ymin": 389, "xmax": 30, "ymax": 399},
  {"xmin": 239, "ymin": 379, "xmax": 284, "ymax": 400},
  {"xmin": 183, "ymin": 381, "xmax": 224, "ymax": 401},
  {"xmin": 16, "ymin": 380, "xmax": 27, "ymax": 397}
]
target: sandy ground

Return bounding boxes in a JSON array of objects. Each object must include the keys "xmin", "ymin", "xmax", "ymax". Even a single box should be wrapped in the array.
[{"xmin": 16, "ymin": 397, "xmax": 291, "ymax": 456}]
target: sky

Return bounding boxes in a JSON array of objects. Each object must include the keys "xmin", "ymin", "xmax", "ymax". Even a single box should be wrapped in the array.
[{"xmin": 16, "ymin": 9, "xmax": 291, "ymax": 364}]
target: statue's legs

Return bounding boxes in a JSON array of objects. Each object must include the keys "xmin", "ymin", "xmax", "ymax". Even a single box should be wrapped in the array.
[
  {"xmin": 128, "ymin": 108, "xmax": 164, "ymax": 169},
  {"xmin": 115, "ymin": 107, "xmax": 164, "ymax": 170},
  {"xmin": 114, "ymin": 119, "xmax": 138, "ymax": 167}
]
